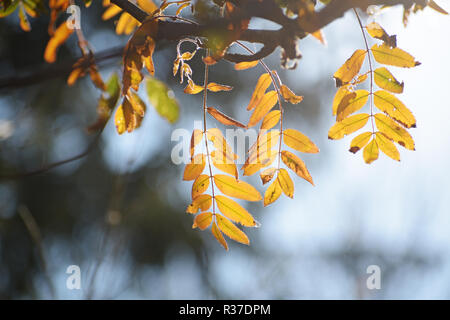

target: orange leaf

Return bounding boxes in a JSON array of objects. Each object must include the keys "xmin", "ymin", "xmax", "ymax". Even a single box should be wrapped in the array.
[
  {"xmin": 193, "ymin": 212, "xmax": 213, "ymax": 230},
  {"xmin": 213, "ymin": 174, "xmax": 262, "ymax": 201},
  {"xmin": 207, "ymin": 82, "xmax": 233, "ymax": 92},
  {"xmin": 212, "ymin": 221, "xmax": 228, "ymax": 250},
  {"xmin": 333, "ymin": 49, "xmax": 367, "ymax": 87},
  {"xmin": 184, "ymin": 80, "xmax": 204, "ymax": 94},
  {"xmin": 277, "ymin": 168, "xmax": 294, "ymax": 198},
  {"xmin": 280, "ymin": 85, "xmax": 303, "ymax": 104},
  {"xmin": 281, "ymin": 150, "xmax": 314, "ymax": 185},
  {"xmin": 215, "ymin": 195, "xmax": 258, "ymax": 227},
  {"xmin": 191, "ymin": 174, "xmax": 210, "ymax": 199},
  {"xmin": 216, "ymin": 215, "xmax": 249, "ymax": 245},
  {"xmin": 234, "ymin": 60, "xmax": 259, "ymax": 70},
  {"xmin": 186, "ymin": 194, "xmax": 212, "ymax": 214},
  {"xmin": 261, "ymin": 110, "xmax": 281, "ymax": 130},
  {"xmin": 248, "ymin": 91, "xmax": 278, "ymax": 127},
  {"xmin": 190, "ymin": 129, "xmax": 203, "ymax": 160},
  {"xmin": 183, "ymin": 154, "xmax": 206, "ymax": 181},
  {"xmin": 207, "ymin": 107, "xmax": 246, "ymax": 128},
  {"xmin": 44, "ymin": 23, "xmax": 74, "ymax": 63},
  {"xmin": 264, "ymin": 179, "xmax": 282, "ymax": 206},
  {"xmin": 246, "ymin": 73, "xmax": 272, "ymax": 111},
  {"xmin": 260, "ymin": 168, "xmax": 277, "ymax": 185},
  {"xmin": 283, "ymin": 129, "xmax": 319, "ymax": 153}
]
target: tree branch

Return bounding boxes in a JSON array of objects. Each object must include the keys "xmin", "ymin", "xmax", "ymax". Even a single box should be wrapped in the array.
[{"xmin": 111, "ymin": 0, "xmax": 420, "ymax": 64}]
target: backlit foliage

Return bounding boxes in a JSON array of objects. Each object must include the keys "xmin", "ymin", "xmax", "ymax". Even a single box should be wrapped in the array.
[
  {"xmin": 328, "ymin": 14, "xmax": 422, "ymax": 163},
  {"xmin": 0, "ymin": 0, "xmax": 447, "ymax": 249}
]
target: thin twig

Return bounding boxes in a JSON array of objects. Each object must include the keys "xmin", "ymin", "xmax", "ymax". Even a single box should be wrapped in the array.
[
  {"xmin": 353, "ymin": 8, "xmax": 375, "ymax": 133},
  {"xmin": 18, "ymin": 205, "xmax": 56, "ymax": 299},
  {"xmin": 202, "ymin": 50, "xmax": 216, "ymax": 215},
  {"xmin": 0, "ymin": 130, "xmax": 103, "ymax": 180}
]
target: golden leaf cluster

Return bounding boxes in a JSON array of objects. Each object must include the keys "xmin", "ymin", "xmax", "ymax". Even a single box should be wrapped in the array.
[{"xmin": 329, "ymin": 21, "xmax": 419, "ymax": 164}]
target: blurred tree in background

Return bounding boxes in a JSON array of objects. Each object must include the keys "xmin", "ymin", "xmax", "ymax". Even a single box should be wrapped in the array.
[{"xmin": 0, "ymin": 0, "xmax": 448, "ymax": 299}]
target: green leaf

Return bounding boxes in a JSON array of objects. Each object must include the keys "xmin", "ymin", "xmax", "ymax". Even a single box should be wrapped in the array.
[{"xmin": 146, "ymin": 77, "xmax": 180, "ymax": 123}]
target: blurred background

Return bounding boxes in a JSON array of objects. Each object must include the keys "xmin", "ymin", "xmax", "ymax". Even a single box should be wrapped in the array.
[{"xmin": 0, "ymin": 1, "xmax": 449, "ymax": 299}]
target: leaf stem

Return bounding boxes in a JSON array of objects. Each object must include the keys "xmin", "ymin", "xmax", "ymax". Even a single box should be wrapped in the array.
[
  {"xmin": 353, "ymin": 8, "xmax": 375, "ymax": 134},
  {"xmin": 202, "ymin": 49, "xmax": 216, "ymax": 215},
  {"xmin": 234, "ymin": 41, "xmax": 284, "ymax": 170}
]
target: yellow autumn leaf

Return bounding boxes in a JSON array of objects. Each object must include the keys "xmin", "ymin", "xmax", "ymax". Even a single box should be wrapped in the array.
[
  {"xmin": 243, "ymin": 150, "xmax": 277, "ymax": 176},
  {"xmin": 211, "ymin": 152, "xmax": 238, "ymax": 179},
  {"xmin": 207, "ymin": 128, "xmax": 237, "ymax": 161},
  {"xmin": 375, "ymin": 132, "xmax": 400, "ymax": 161},
  {"xmin": 260, "ymin": 167, "xmax": 277, "ymax": 185},
  {"xmin": 332, "ymin": 87, "xmax": 351, "ymax": 116},
  {"xmin": 247, "ymin": 73, "xmax": 272, "ymax": 111},
  {"xmin": 114, "ymin": 103, "xmax": 127, "ymax": 135},
  {"xmin": 246, "ymin": 140, "xmax": 277, "ymax": 166},
  {"xmin": 371, "ymin": 43, "xmax": 421, "ymax": 68},
  {"xmin": 248, "ymin": 90, "xmax": 278, "ymax": 127},
  {"xmin": 184, "ymin": 80, "xmax": 204, "ymax": 94},
  {"xmin": 374, "ymin": 113, "xmax": 415, "ymax": 150},
  {"xmin": 261, "ymin": 110, "xmax": 281, "ymax": 130},
  {"xmin": 67, "ymin": 68, "xmax": 83, "ymax": 86},
  {"xmin": 207, "ymin": 107, "xmax": 246, "ymax": 128},
  {"xmin": 192, "ymin": 211, "xmax": 212, "ymax": 230},
  {"xmin": 183, "ymin": 154, "xmax": 206, "ymax": 181},
  {"xmin": 234, "ymin": 60, "xmax": 259, "ymax": 70},
  {"xmin": 349, "ymin": 131, "xmax": 372, "ymax": 154},
  {"xmin": 366, "ymin": 22, "xmax": 397, "ymax": 47},
  {"xmin": 44, "ymin": 23, "xmax": 74, "ymax": 63},
  {"xmin": 264, "ymin": 179, "xmax": 282, "ymax": 206},
  {"xmin": 215, "ymin": 195, "xmax": 257, "ymax": 227},
  {"xmin": 192, "ymin": 174, "xmax": 210, "ymax": 199},
  {"xmin": 186, "ymin": 194, "xmax": 212, "ymax": 214},
  {"xmin": 213, "ymin": 174, "xmax": 262, "ymax": 201},
  {"xmin": 283, "ymin": 129, "xmax": 319, "ymax": 153},
  {"xmin": 190, "ymin": 129, "xmax": 203, "ymax": 160},
  {"xmin": 363, "ymin": 138, "xmax": 379, "ymax": 164},
  {"xmin": 211, "ymin": 148, "xmax": 236, "ymax": 166},
  {"xmin": 281, "ymin": 150, "xmax": 314, "ymax": 185},
  {"xmin": 19, "ymin": 4, "xmax": 31, "ymax": 32},
  {"xmin": 280, "ymin": 85, "xmax": 303, "ymax": 104},
  {"xmin": 212, "ymin": 221, "xmax": 228, "ymax": 250},
  {"xmin": 333, "ymin": 49, "xmax": 367, "ymax": 87},
  {"xmin": 373, "ymin": 90, "xmax": 416, "ymax": 128},
  {"xmin": 328, "ymin": 113, "xmax": 370, "ymax": 140},
  {"xmin": 102, "ymin": 4, "xmax": 122, "ymax": 20},
  {"xmin": 173, "ymin": 58, "xmax": 181, "ymax": 76},
  {"xmin": 374, "ymin": 67, "xmax": 404, "ymax": 94},
  {"xmin": 336, "ymin": 90, "xmax": 370, "ymax": 122},
  {"xmin": 353, "ymin": 73, "xmax": 368, "ymax": 85},
  {"xmin": 248, "ymin": 130, "xmax": 280, "ymax": 159},
  {"xmin": 216, "ymin": 215, "xmax": 249, "ymax": 245},
  {"xmin": 114, "ymin": 97, "xmax": 142, "ymax": 134},
  {"xmin": 116, "ymin": 12, "xmax": 136, "ymax": 35},
  {"xmin": 311, "ymin": 29, "xmax": 327, "ymax": 45},
  {"xmin": 277, "ymin": 168, "xmax": 294, "ymax": 198},
  {"xmin": 207, "ymin": 82, "xmax": 233, "ymax": 92},
  {"xmin": 143, "ymin": 42, "xmax": 156, "ymax": 76},
  {"xmin": 203, "ymin": 56, "xmax": 217, "ymax": 65},
  {"xmin": 127, "ymin": 92, "xmax": 146, "ymax": 117},
  {"xmin": 181, "ymin": 51, "xmax": 196, "ymax": 61}
]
